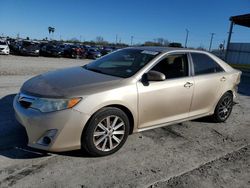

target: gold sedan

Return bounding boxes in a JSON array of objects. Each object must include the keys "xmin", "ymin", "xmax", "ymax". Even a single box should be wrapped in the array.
[{"xmin": 13, "ymin": 47, "xmax": 241, "ymax": 156}]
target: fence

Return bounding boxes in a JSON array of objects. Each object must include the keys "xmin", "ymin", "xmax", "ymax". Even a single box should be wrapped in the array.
[{"xmin": 226, "ymin": 43, "xmax": 250, "ymax": 64}]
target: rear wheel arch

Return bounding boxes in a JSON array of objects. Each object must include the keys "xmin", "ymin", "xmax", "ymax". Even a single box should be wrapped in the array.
[
  {"xmin": 212, "ymin": 91, "xmax": 234, "ymax": 122},
  {"xmin": 225, "ymin": 90, "xmax": 233, "ymax": 96},
  {"xmin": 213, "ymin": 90, "xmax": 233, "ymax": 111}
]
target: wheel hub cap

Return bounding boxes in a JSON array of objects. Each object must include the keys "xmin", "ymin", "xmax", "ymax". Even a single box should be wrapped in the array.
[
  {"xmin": 93, "ymin": 115, "xmax": 125, "ymax": 152},
  {"xmin": 218, "ymin": 96, "xmax": 232, "ymax": 120}
]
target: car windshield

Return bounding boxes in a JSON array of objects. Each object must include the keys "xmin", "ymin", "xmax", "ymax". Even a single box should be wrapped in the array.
[
  {"xmin": 0, "ymin": 41, "xmax": 7, "ymax": 45},
  {"xmin": 84, "ymin": 49, "xmax": 159, "ymax": 78}
]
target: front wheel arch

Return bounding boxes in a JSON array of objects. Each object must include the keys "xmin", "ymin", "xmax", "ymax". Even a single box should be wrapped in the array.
[{"xmin": 80, "ymin": 106, "xmax": 131, "ymax": 156}]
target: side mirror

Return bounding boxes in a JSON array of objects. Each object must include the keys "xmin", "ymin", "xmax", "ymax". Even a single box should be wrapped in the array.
[{"xmin": 144, "ymin": 70, "xmax": 166, "ymax": 81}]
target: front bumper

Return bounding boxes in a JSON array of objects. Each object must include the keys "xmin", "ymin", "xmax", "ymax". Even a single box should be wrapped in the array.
[
  {"xmin": 13, "ymin": 95, "xmax": 90, "ymax": 152},
  {"xmin": 0, "ymin": 48, "xmax": 10, "ymax": 55}
]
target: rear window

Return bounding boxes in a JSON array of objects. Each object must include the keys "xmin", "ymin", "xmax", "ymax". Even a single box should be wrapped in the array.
[{"xmin": 191, "ymin": 53, "xmax": 224, "ymax": 75}]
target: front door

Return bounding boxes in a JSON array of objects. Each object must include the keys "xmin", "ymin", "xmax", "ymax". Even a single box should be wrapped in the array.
[{"xmin": 137, "ymin": 53, "xmax": 194, "ymax": 129}]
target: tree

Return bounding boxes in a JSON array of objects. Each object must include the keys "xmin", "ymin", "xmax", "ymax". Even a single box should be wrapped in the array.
[
  {"xmin": 96, "ymin": 36, "xmax": 104, "ymax": 43},
  {"xmin": 196, "ymin": 45, "xmax": 206, "ymax": 51},
  {"xmin": 48, "ymin": 26, "xmax": 55, "ymax": 40},
  {"xmin": 95, "ymin": 36, "xmax": 108, "ymax": 45},
  {"xmin": 168, "ymin": 42, "xmax": 182, "ymax": 48},
  {"xmin": 143, "ymin": 41, "xmax": 162, "ymax": 46},
  {"xmin": 48, "ymin": 27, "xmax": 52, "ymax": 34},
  {"xmin": 51, "ymin": 27, "xmax": 55, "ymax": 35},
  {"xmin": 154, "ymin": 38, "xmax": 169, "ymax": 46}
]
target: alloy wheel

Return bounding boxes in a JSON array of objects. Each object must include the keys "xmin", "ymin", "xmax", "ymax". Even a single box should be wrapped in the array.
[
  {"xmin": 93, "ymin": 115, "xmax": 125, "ymax": 152},
  {"xmin": 218, "ymin": 95, "xmax": 233, "ymax": 120}
]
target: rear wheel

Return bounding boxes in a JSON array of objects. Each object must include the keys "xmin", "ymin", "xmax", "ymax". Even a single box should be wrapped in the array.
[
  {"xmin": 212, "ymin": 92, "xmax": 233, "ymax": 122},
  {"xmin": 82, "ymin": 107, "xmax": 130, "ymax": 156}
]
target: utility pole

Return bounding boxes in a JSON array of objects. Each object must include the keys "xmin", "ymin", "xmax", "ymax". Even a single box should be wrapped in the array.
[
  {"xmin": 115, "ymin": 34, "xmax": 118, "ymax": 44},
  {"xmin": 185, "ymin": 29, "xmax": 189, "ymax": 48},
  {"xmin": 130, "ymin": 36, "xmax": 134, "ymax": 46},
  {"xmin": 225, "ymin": 21, "xmax": 234, "ymax": 61},
  {"xmin": 209, "ymin": 33, "xmax": 215, "ymax": 52}
]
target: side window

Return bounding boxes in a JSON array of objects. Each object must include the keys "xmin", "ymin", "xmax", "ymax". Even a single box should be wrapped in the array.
[
  {"xmin": 191, "ymin": 53, "xmax": 224, "ymax": 75},
  {"xmin": 152, "ymin": 54, "xmax": 189, "ymax": 79}
]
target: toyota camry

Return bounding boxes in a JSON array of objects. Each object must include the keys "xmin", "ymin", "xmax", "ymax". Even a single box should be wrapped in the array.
[{"xmin": 13, "ymin": 47, "xmax": 241, "ymax": 156}]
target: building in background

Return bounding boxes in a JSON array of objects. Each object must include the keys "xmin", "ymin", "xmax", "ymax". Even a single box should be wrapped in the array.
[{"xmin": 226, "ymin": 14, "xmax": 250, "ymax": 65}]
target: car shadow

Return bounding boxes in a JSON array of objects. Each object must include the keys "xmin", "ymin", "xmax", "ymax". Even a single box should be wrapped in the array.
[
  {"xmin": 56, "ymin": 149, "xmax": 93, "ymax": 158},
  {"xmin": 0, "ymin": 94, "xmax": 92, "ymax": 159},
  {"xmin": 0, "ymin": 94, "xmax": 49, "ymax": 159}
]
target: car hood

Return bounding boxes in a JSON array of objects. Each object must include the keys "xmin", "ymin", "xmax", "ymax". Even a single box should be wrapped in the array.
[
  {"xmin": 0, "ymin": 45, "xmax": 8, "ymax": 48},
  {"xmin": 21, "ymin": 66, "xmax": 123, "ymax": 98}
]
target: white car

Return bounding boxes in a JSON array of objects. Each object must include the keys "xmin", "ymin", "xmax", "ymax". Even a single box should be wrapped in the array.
[{"xmin": 0, "ymin": 40, "xmax": 10, "ymax": 55}]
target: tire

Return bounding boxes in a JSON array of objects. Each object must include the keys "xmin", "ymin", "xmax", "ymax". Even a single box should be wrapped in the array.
[
  {"xmin": 212, "ymin": 92, "xmax": 233, "ymax": 123},
  {"xmin": 82, "ymin": 107, "xmax": 130, "ymax": 157}
]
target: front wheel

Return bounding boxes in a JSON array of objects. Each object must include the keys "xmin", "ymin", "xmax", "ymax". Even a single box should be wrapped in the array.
[
  {"xmin": 212, "ymin": 92, "xmax": 233, "ymax": 123},
  {"xmin": 82, "ymin": 107, "xmax": 130, "ymax": 156}
]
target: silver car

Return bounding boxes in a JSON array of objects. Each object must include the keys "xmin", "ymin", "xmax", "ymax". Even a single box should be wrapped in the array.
[{"xmin": 13, "ymin": 47, "xmax": 241, "ymax": 156}]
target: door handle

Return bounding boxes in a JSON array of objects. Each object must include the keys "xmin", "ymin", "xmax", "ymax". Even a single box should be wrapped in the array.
[
  {"xmin": 220, "ymin": 77, "xmax": 226, "ymax": 82},
  {"xmin": 184, "ymin": 82, "xmax": 193, "ymax": 88}
]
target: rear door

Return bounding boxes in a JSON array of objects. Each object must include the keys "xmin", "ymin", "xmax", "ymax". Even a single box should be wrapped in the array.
[{"xmin": 189, "ymin": 52, "xmax": 226, "ymax": 117}]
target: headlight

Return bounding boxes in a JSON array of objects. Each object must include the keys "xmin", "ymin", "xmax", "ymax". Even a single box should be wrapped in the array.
[
  {"xmin": 35, "ymin": 49, "xmax": 39, "ymax": 53},
  {"xmin": 30, "ymin": 97, "xmax": 81, "ymax": 112}
]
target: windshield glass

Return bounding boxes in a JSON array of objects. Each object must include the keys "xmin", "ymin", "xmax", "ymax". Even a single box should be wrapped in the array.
[
  {"xmin": 84, "ymin": 49, "xmax": 159, "ymax": 78},
  {"xmin": 0, "ymin": 41, "xmax": 7, "ymax": 45}
]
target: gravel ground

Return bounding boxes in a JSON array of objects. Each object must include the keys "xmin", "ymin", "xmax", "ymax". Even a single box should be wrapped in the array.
[{"xmin": 0, "ymin": 55, "xmax": 249, "ymax": 188}]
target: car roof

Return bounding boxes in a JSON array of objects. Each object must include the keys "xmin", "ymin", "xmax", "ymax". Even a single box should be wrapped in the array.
[{"xmin": 128, "ymin": 46, "xmax": 206, "ymax": 54}]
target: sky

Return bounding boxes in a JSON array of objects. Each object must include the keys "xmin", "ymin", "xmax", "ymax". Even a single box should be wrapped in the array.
[{"xmin": 0, "ymin": 0, "xmax": 250, "ymax": 49}]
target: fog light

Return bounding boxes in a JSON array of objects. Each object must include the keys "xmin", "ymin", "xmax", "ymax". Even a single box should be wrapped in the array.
[
  {"xmin": 37, "ymin": 129, "xmax": 58, "ymax": 146},
  {"xmin": 43, "ymin": 136, "xmax": 51, "ymax": 145}
]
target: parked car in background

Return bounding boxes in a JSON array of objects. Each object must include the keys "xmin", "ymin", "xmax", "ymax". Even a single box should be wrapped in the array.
[
  {"xmin": 86, "ymin": 47, "xmax": 102, "ymax": 59},
  {"xmin": 40, "ymin": 44, "xmax": 64, "ymax": 57},
  {"xmin": 17, "ymin": 41, "xmax": 40, "ymax": 56},
  {"xmin": 13, "ymin": 47, "xmax": 241, "ymax": 157},
  {"xmin": 63, "ymin": 45, "xmax": 86, "ymax": 58},
  {"xmin": 9, "ymin": 40, "xmax": 21, "ymax": 54},
  {"xmin": 100, "ymin": 47, "xmax": 114, "ymax": 56},
  {"xmin": 0, "ymin": 40, "xmax": 10, "ymax": 55}
]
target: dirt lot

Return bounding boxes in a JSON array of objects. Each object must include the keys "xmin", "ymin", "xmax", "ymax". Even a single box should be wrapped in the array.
[{"xmin": 0, "ymin": 55, "xmax": 250, "ymax": 188}]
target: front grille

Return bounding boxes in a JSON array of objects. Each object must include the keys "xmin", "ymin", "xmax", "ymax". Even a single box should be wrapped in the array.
[
  {"xmin": 18, "ymin": 93, "xmax": 36, "ymax": 109},
  {"xmin": 0, "ymin": 48, "xmax": 4, "ymax": 51}
]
